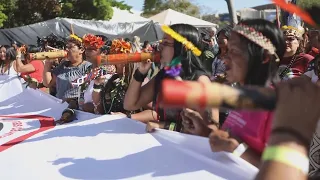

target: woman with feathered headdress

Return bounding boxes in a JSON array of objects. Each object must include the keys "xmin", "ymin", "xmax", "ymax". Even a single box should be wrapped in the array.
[
  {"xmin": 44, "ymin": 34, "xmax": 92, "ymax": 124},
  {"xmin": 278, "ymin": 25, "xmax": 314, "ymax": 80},
  {"xmin": 76, "ymin": 34, "xmax": 116, "ymax": 113},
  {"xmin": 91, "ymin": 38, "xmax": 138, "ymax": 116}
]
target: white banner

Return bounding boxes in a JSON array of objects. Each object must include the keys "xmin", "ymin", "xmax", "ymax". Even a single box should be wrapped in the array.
[
  {"xmin": 0, "ymin": 75, "xmax": 23, "ymax": 102},
  {"xmin": 0, "ymin": 87, "xmax": 258, "ymax": 180}
]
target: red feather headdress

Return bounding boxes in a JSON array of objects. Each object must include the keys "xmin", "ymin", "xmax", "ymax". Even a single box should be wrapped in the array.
[
  {"xmin": 82, "ymin": 34, "xmax": 105, "ymax": 49},
  {"xmin": 109, "ymin": 39, "xmax": 131, "ymax": 54}
]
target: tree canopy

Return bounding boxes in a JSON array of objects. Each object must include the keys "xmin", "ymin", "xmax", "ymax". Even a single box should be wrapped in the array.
[
  {"xmin": 297, "ymin": 0, "xmax": 320, "ymax": 8},
  {"xmin": 0, "ymin": 0, "xmax": 132, "ymax": 28}
]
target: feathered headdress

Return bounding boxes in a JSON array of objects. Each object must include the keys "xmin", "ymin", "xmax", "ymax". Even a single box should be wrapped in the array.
[
  {"xmin": 281, "ymin": 25, "xmax": 304, "ymax": 39},
  {"xmin": 233, "ymin": 24, "xmax": 280, "ymax": 62},
  {"xmin": 109, "ymin": 39, "xmax": 131, "ymax": 54},
  {"xmin": 161, "ymin": 25, "xmax": 202, "ymax": 56},
  {"xmin": 69, "ymin": 34, "xmax": 83, "ymax": 43},
  {"xmin": 82, "ymin": 34, "xmax": 105, "ymax": 49}
]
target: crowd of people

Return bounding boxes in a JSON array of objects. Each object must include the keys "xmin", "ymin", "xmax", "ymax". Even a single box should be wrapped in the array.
[{"xmin": 1, "ymin": 9, "xmax": 320, "ymax": 179}]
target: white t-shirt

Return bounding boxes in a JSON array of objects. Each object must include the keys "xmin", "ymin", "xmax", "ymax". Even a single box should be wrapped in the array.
[{"xmin": 83, "ymin": 74, "xmax": 113, "ymax": 104}]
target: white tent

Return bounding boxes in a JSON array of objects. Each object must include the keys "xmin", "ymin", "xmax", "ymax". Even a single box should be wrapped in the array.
[
  {"xmin": 109, "ymin": 7, "xmax": 149, "ymax": 23},
  {"xmin": 149, "ymin": 9, "xmax": 217, "ymax": 28}
]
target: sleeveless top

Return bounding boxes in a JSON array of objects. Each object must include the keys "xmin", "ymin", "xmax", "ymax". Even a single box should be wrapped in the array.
[
  {"xmin": 21, "ymin": 61, "xmax": 44, "ymax": 83},
  {"xmin": 153, "ymin": 69, "xmax": 208, "ymax": 130},
  {"xmin": 0, "ymin": 61, "xmax": 18, "ymax": 76}
]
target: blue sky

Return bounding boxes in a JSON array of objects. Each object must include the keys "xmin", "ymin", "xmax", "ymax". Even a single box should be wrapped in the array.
[{"xmin": 121, "ymin": 0, "xmax": 271, "ymax": 14}]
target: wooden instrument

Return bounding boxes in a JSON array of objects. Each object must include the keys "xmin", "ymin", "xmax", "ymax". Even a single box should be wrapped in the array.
[
  {"xmin": 29, "ymin": 50, "xmax": 67, "ymax": 60},
  {"xmin": 96, "ymin": 52, "xmax": 161, "ymax": 65},
  {"xmin": 28, "ymin": 51, "xmax": 161, "ymax": 65},
  {"xmin": 160, "ymin": 79, "xmax": 276, "ymax": 110}
]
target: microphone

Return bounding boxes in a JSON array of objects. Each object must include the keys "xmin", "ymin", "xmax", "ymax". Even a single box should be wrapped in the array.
[{"xmin": 160, "ymin": 79, "xmax": 276, "ymax": 111}]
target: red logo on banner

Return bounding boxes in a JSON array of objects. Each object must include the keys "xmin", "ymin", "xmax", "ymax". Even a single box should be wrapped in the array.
[{"xmin": 0, "ymin": 115, "xmax": 55, "ymax": 152}]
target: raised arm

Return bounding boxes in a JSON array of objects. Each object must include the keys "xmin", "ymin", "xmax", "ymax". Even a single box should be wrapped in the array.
[
  {"xmin": 15, "ymin": 59, "xmax": 35, "ymax": 73},
  {"xmin": 42, "ymin": 60, "xmax": 56, "ymax": 88},
  {"xmin": 124, "ymin": 61, "xmax": 155, "ymax": 111}
]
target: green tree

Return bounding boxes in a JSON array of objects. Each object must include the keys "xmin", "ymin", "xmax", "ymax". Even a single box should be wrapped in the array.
[
  {"xmin": 0, "ymin": 0, "xmax": 18, "ymax": 28},
  {"xmin": 0, "ymin": 0, "xmax": 132, "ymax": 28},
  {"xmin": 61, "ymin": 0, "xmax": 131, "ymax": 20},
  {"xmin": 297, "ymin": 0, "xmax": 320, "ymax": 8},
  {"xmin": 13, "ymin": 0, "xmax": 61, "ymax": 27},
  {"xmin": 143, "ymin": 0, "xmax": 162, "ymax": 12},
  {"xmin": 142, "ymin": 0, "xmax": 200, "ymax": 18},
  {"xmin": 0, "ymin": 5, "xmax": 7, "ymax": 28},
  {"xmin": 110, "ymin": 0, "xmax": 132, "ymax": 11}
]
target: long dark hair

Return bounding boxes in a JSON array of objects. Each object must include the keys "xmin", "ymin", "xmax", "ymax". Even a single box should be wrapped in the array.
[
  {"xmin": 0, "ymin": 46, "xmax": 6, "ymax": 68},
  {"xmin": 216, "ymin": 25, "xmax": 232, "ymax": 57},
  {"xmin": 5, "ymin": 47, "xmax": 17, "ymax": 61},
  {"xmin": 153, "ymin": 24, "xmax": 208, "ymax": 122},
  {"xmin": 0, "ymin": 47, "xmax": 16, "ymax": 75},
  {"xmin": 237, "ymin": 19, "xmax": 286, "ymax": 86},
  {"xmin": 170, "ymin": 23, "xmax": 208, "ymax": 80}
]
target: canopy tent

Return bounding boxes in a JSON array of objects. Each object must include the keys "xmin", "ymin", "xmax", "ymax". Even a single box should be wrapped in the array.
[
  {"xmin": 149, "ymin": 9, "xmax": 217, "ymax": 28},
  {"xmin": 109, "ymin": 7, "xmax": 147, "ymax": 22},
  {"xmin": 0, "ymin": 18, "xmax": 162, "ymax": 46}
]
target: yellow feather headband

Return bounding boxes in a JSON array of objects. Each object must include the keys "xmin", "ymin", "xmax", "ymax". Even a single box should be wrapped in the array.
[
  {"xmin": 69, "ymin": 34, "xmax": 83, "ymax": 43},
  {"xmin": 161, "ymin": 25, "xmax": 202, "ymax": 56}
]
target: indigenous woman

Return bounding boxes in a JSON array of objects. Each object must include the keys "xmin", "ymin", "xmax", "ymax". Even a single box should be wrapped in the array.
[
  {"xmin": 92, "ymin": 39, "xmax": 138, "ymax": 116},
  {"xmin": 124, "ymin": 24, "xmax": 216, "ymax": 131},
  {"xmin": 42, "ymin": 34, "xmax": 91, "ymax": 124},
  {"xmin": 279, "ymin": 26, "xmax": 313, "ymax": 80},
  {"xmin": 77, "ymin": 34, "xmax": 116, "ymax": 113},
  {"xmin": 0, "ymin": 46, "xmax": 19, "ymax": 76},
  {"xmin": 211, "ymin": 26, "xmax": 232, "ymax": 82},
  {"xmin": 0, "ymin": 46, "xmax": 23, "ymax": 101},
  {"xmin": 201, "ymin": 19, "xmax": 285, "ymax": 167}
]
